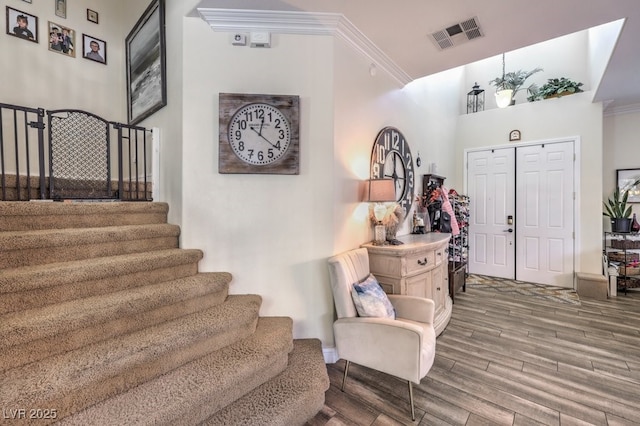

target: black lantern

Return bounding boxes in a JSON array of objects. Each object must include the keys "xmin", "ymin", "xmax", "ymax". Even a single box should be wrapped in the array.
[{"xmin": 467, "ymin": 82, "xmax": 485, "ymax": 113}]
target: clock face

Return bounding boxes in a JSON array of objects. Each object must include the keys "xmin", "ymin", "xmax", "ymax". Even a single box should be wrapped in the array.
[
  {"xmin": 370, "ymin": 127, "xmax": 415, "ymax": 222},
  {"xmin": 219, "ymin": 93, "xmax": 300, "ymax": 174},
  {"xmin": 228, "ymin": 103, "xmax": 291, "ymax": 165}
]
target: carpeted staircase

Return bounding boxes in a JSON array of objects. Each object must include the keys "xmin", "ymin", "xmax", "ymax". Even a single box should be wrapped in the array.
[{"xmin": 0, "ymin": 201, "xmax": 329, "ymax": 425}]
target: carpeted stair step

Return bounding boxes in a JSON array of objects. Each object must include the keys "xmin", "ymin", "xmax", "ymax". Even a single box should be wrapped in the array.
[
  {"xmin": 0, "ymin": 223, "xmax": 180, "ymax": 268},
  {"xmin": 203, "ymin": 339, "xmax": 330, "ymax": 426},
  {"xmin": 0, "ymin": 249, "xmax": 203, "ymax": 315},
  {"xmin": 0, "ymin": 201, "xmax": 168, "ymax": 231},
  {"xmin": 0, "ymin": 294, "xmax": 262, "ymax": 423},
  {"xmin": 58, "ymin": 317, "xmax": 295, "ymax": 425},
  {"xmin": 0, "ymin": 272, "xmax": 232, "ymax": 372}
]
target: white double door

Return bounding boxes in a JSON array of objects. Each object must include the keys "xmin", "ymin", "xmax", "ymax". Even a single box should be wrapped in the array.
[{"xmin": 467, "ymin": 141, "xmax": 575, "ymax": 288}]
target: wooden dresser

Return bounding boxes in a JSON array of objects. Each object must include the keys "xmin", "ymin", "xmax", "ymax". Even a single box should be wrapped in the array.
[{"xmin": 362, "ymin": 233, "xmax": 452, "ymax": 335}]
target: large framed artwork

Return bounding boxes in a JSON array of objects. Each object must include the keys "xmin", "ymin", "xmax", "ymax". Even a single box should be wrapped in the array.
[
  {"xmin": 125, "ymin": 0, "xmax": 166, "ymax": 125},
  {"xmin": 617, "ymin": 168, "xmax": 640, "ymax": 203}
]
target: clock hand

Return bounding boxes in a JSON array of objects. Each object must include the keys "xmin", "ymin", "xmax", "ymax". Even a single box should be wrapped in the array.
[
  {"xmin": 249, "ymin": 125, "xmax": 279, "ymax": 149},
  {"xmin": 259, "ymin": 117, "xmax": 264, "ymax": 136}
]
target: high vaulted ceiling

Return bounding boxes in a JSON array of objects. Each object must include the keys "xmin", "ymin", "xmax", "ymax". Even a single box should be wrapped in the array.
[{"xmin": 194, "ymin": 0, "xmax": 640, "ymax": 113}]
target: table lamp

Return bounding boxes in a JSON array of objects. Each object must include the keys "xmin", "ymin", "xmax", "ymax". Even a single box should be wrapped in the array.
[{"xmin": 363, "ymin": 179, "xmax": 396, "ymax": 245}]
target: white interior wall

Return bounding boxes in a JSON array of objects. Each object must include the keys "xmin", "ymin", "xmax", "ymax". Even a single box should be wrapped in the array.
[
  {"xmin": 0, "ymin": 0, "xmax": 130, "ymax": 119},
  {"xmin": 603, "ymin": 110, "xmax": 640, "ymax": 218},
  {"xmin": 456, "ymin": 92, "xmax": 603, "ymax": 275},
  {"xmin": 180, "ymin": 19, "xmax": 337, "ymax": 345}
]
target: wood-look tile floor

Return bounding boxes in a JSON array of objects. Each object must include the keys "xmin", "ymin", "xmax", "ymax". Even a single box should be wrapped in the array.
[{"xmin": 307, "ymin": 286, "xmax": 640, "ymax": 426}]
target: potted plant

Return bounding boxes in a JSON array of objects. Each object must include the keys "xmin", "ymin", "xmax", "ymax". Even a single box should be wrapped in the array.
[
  {"xmin": 489, "ymin": 67, "xmax": 543, "ymax": 105},
  {"xmin": 603, "ymin": 181, "xmax": 640, "ymax": 232},
  {"xmin": 528, "ymin": 77, "xmax": 583, "ymax": 101}
]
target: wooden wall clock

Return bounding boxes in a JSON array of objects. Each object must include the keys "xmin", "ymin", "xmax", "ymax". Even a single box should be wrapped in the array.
[
  {"xmin": 370, "ymin": 126, "xmax": 415, "ymax": 222},
  {"xmin": 219, "ymin": 93, "xmax": 300, "ymax": 174}
]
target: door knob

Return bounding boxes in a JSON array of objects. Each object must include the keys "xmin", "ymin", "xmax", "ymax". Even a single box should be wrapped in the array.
[{"xmin": 503, "ymin": 228, "xmax": 513, "ymax": 233}]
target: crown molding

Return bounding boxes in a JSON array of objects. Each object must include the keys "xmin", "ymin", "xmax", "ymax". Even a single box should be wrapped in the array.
[
  {"xmin": 197, "ymin": 8, "xmax": 412, "ymax": 86},
  {"xmin": 603, "ymin": 101, "xmax": 640, "ymax": 117}
]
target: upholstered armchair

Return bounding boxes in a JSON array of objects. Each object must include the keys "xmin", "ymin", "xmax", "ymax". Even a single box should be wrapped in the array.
[{"xmin": 327, "ymin": 247, "xmax": 436, "ymax": 420}]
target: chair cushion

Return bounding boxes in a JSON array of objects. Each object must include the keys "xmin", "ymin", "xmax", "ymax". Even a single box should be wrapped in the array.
[{"xmin": 351, "ymin": 273, "xmax": 396, "ymax": 319}]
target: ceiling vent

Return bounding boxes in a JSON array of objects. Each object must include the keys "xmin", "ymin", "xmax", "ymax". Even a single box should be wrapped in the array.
[{"xmin": 430, "ymin": 17, "xmax": 484, "ymax": 50}]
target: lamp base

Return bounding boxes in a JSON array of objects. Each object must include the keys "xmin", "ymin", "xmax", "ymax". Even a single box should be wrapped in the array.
[{"xmin": 373, "ymin": 223, "xmax": 386, "ymax": 245}]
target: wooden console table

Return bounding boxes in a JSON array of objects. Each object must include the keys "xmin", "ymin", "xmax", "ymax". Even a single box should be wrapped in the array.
[{"xmin": 362, "ymin": 233, "xmax": 452, "ymax": 335}]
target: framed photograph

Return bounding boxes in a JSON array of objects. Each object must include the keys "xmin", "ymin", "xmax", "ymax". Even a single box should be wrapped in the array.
[
  {"xmin": 55, "ymin": 0, "xmax": 66, "ymax": 19},
  {"xmin": 125, "ymin": 0, "xmax": 167, "ymax": 125},
  {"xmin": 87, "ymin": 9, "xmax": 98, "ymax": 24},
  {"xmin": 6, "ymin": 6, "xmax": 38, "ymax": 43},
  {"xmin": 617, "ymin": 168, "xmax": 640, "ymax": 203},
  {"xmin": 48, "ymin": 21, "xmax": 75, "ymax": 57},
  {"xmin": 82, "ymin": 34, "xmax": 106, "ymax": 64}
]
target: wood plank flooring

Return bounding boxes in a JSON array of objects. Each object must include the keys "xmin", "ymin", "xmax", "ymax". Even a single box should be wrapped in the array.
[{"xmin": 306, "ymin": 286, "xmax": 640, "ymax": 425}]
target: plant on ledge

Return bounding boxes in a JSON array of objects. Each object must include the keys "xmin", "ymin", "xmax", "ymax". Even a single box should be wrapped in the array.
[
  {"xmin": 489, "ymin": 67, "xmax": 543, "ymax": 105},
  {"xmin": 528, "ymin": 77, "xmax": 584, "ymax": 101}
]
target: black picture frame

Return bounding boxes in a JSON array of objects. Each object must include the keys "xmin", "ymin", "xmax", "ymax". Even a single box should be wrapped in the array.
[
  {"xmin": 617, "ymin": 168, "xmax": 640, "ymax": 203},
  {"xmin": 87, "ymin": 9, "xmax": 98, "ymax": 24},
  {"xmin": 125, "ymin": 0, "xmax": 166, "ymax": 125},
  {"xmin": 82, "ymin": 34, "xmax": 107, "ymax": 64},
  {"xmin": 6, "ymin": 6, "xmax": 38, "ymax": 43}
]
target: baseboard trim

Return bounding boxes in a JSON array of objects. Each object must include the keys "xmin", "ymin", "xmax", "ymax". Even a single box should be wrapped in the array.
[{"xmin": 322, "ymin": 346, "xmax": 339, "ymax": 364}]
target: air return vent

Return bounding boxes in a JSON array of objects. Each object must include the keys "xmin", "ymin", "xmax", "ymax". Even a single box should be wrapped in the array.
[{"xmin": 430, "ymin": 16, "xmax": 484, "ymax": 50}]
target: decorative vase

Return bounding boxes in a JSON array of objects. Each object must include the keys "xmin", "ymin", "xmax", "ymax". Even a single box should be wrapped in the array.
[
  {"xmin": 612, "ymin": 217, "xmax": 632, "ymax": 233},
  {"xmin": 632, "ymin": 213, "xmax": 640, "ymax": 233}
]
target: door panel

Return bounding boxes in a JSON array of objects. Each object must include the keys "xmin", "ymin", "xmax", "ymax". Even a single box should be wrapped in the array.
[
  {"xmin": 516, "ymin": 142, "xmax": 574, "ymax": 287},
  {"xmin": 467, "ymin": 141, "xmax": 575, "ymax": 287},
  {"xmin": 467, "ymin": 149, "xmax": 515, "ymax": 279}
]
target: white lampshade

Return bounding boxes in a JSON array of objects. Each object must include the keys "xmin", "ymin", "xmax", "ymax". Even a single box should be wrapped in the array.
[{"xmin": 495, "ymin": 89, "xmax": 514, "ymax": 108}]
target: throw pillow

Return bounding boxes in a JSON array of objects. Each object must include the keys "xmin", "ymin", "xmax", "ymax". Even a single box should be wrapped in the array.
[{"xmin": 351, "ymin": 273, "xmax": 396, "ymax": 319}]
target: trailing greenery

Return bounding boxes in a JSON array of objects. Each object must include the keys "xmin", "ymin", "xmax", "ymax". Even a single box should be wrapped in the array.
[
  {"xmin": 528, "ymin": 77, "xmax": 583, "ymax": 101},
  {"xmin": 489, "ymin": 68, "xmax": 543, "ymax": 101}
]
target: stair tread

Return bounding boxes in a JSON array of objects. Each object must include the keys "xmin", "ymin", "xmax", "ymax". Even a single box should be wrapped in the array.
[
  {"xmin": 0, "ymin": 224, "xmax": 180, "ymax": 250},
  {"xmin": 58, "ymin": 317, "xmax": 294, "ymax": 425},
  {"xmin": 0, "ymin": 249, "xmax": 204, "ymax": 293},
  {"xmin": 203, "ymin": 339, "xmax": 329, "ymax": 426},
  {"xmin": 0, "ymin": 272, "xmax": 232, "ymax": 347},
  {"xmin": 0, "ymin": 295, "xmax": 262, "ymax": 419}
]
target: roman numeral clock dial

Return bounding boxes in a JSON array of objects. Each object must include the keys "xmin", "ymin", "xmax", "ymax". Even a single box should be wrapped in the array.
[{"xmin": 370, "ymin": 127, "xmax": 415, "ymax": 222}]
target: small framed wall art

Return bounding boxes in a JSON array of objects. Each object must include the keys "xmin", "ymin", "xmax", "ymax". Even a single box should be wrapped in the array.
[
  {"xmin": 6, "ymin": 6, "xmax": 38, "ymax": 43},
  {"xmin": 48, "ymin": 21, "xmax": 75, "ymax": 57},
  {"xmin": 509, "ymin": 129, "xmax": 521, "ymax": 142},
  {"xmin": 55, "ymin": 0, "xmax": 66, "ymax": 19},
  {"xmin": 87, "ymin": 9, "xmax": 98, "ymax": 24},
  {"xmin": 83, "ymin": 34, "xmax": 106, "ymax": 64}
]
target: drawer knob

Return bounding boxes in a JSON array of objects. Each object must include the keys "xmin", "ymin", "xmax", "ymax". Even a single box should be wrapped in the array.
[
  {"xmin": 417, "ymin": 258, "xmax": 428, "ymax": 266},
  {"xmin": 437, "ymin": 287, "xmax": 441, "ymax": 291}
]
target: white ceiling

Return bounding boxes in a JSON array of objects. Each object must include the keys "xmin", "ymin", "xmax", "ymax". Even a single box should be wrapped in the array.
[{"xmin": 194, "ymin": 0, "xmax": 640, "ymax": 113}]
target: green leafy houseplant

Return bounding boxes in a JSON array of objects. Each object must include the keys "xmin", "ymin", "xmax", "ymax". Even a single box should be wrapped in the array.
[
  {"xmin": 603, "ymin": 179, "xmax": 640, "ymax": 232},
  {"xmin": 528, "ymin": 77, "xmax": 583, "ymax": 101},
  {"xmin": 489, "ymin": 68, "xmax": 543, "ymax": 104}
]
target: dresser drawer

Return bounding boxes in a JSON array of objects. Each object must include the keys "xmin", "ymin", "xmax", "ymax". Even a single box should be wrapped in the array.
[
  {"xmin": 405, "ymin": 250, "xmax": 435, "ymax": 275},
  {"xmin": 434, "ymin": 247, "xmax": 446, "ymax": 266}
]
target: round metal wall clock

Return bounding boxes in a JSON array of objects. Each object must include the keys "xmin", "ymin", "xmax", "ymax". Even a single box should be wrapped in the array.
[
  {"xmin": 219, "ymin": 93, "xmax": 300, "ymax": 174},
  {"xmin": 370, "ymin": 126, "xmax": 415, "ymax": 222}
]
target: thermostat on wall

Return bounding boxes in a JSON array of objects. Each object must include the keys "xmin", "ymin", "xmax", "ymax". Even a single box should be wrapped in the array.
[{"xmin": 250, "ymin": 32, "xmax": 271, "ymax": 48}]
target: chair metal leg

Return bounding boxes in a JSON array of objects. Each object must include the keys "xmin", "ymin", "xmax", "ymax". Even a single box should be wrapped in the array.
[
  {"xmin": 408, "ymin": 381, "xmax": 415, "ymax": 421},
  {"xmin": 341, "ymin": 360, "xmax": 350, "ymax": 392}
]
